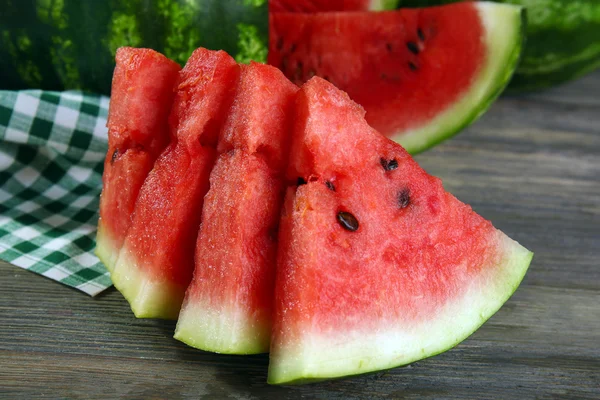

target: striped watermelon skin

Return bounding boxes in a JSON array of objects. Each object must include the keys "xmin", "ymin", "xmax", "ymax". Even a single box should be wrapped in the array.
[{"xmin": 0, "ymin": 0, "xmax": 267, "ymax": 94}]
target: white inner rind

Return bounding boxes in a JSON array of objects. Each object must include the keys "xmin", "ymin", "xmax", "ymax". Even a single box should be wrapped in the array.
[
  {"xmin": 94, "ymin": 221, "xmax": 119, "ymax": 274},
  {"xmin": 110, "ymin": 247, "xmax": 184, "ymax": 320},
  {"xmin": 268, "ymin": 232, "xmax": 533, "ymax": 384},
  {"xmin": 175, "ymin": 301, "xmax": 271, "ymax": 355},
  {"xmin": 396, "ymin": 3, "xmax": 524, "ymax": 154}
]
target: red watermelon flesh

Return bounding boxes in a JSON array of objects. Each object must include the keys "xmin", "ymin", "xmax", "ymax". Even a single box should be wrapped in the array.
[
  {"xmin": 110, "ymin": 48, "xmax": 240, "ymax": 319},
  {"xmin": 270, "ymin": 0, "xmax": 382, "ymax": 12},
  {"xmin": 96, "ymin": 47, "xmax": 180, "ymax": 273},
  {"xmin": 268, "ymin": 77, "xmax": 532, "ymax": 384},
  {"xmin": 268, "ymin": 3, "xmax": 525, "ymax": 153},
  {"xmin": 174, "ymin": 63, "xmax": 298, "ymax": 353}
]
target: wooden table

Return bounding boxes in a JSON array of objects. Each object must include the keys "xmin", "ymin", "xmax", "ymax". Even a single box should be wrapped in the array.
[{"xmin": 2, "ymin": 72, "xmax": 599, "ymax": 399}]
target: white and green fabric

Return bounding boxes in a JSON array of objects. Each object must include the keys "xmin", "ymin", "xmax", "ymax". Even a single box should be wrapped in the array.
[{"xmin": 0, "ymin": 90, "xmax": 111, "ymax": 296}]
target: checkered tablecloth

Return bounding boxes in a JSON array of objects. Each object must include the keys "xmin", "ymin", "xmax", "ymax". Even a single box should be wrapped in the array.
[{"xmin": 0, "ymin": 90, "xmax": 112, "ymax": 296}]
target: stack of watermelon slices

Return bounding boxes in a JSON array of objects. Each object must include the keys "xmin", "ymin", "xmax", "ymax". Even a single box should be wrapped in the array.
[{"xmin": 96, "ymin": 10, "xmax": 532, "ymax": 384}]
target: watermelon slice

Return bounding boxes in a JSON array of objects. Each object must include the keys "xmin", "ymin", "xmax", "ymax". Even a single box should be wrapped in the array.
[
  {"xmin": 270, "ymin": 0, "xmax": 399, "ymax": 12},
  {"xmin": 268, "ymin": 77, "xmax": 533, "ymax": 384},
  {"xmin": 174, "ymin": 63, "xmax": 298, "ymax": 354},
  {"xmin": 110, "ymin": 48, "xmax": 240, "ymax": 319},
  {"xmin": 268, "ymin": 2, "xmax": 525, "ymax": 153},
  {"xmin": 96, "ymin": 48, "xmax": 180, "ymax": 273}
]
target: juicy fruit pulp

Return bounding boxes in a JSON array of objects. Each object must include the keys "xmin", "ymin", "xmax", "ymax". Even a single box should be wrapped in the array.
[
  {"xmin": 96, "ymin": 47, "xmax": 180, "ymax": 274},
  {"xmin": 270, "ymin": 0, "xmax": 399, "ymax": 12},
  {"xmin": 267, "ymin": 77, "xmax": 532, "ymax": 384},
  {"xmin": 268, "ymin": 2, "xmax": 524, "ymax": 153},
  {"xmin": 399, "ymin": 0, "xmax": 600, "ymax": 91},
  {"xmin": 174, "ymin": 63, "xmax": 298, "ymax": 353},
  {"xmin": 110, "ymin": 48, "xmax": 240, "ymax": 319}
]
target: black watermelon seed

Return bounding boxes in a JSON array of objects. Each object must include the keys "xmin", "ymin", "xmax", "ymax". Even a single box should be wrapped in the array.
[
  {"xmin": 337, "ymin": 211, "xmax": 359, "ymax": 232},
  {"xmin": 386, "ymin": 43, "xmax": 393, "ymax": 51},
  {"xmin": 281, "ymin": 56, "xmax": 289, "ymax": 72},
  {"xmin": 111, "ymin": 149, "xmax": 119, "ymax": 164},
  {"xmin": 325, "ymin": 181, "xmax": 335, "ymax": 191},
  {"xmin": 418, "ymin": 28, "xmax": 425, "ymax": 41},
  {"xmin": 276, "ymin": 37, "xmax": 283, "ymax": 50},
  {"xmin": 398, "ymin": 188, "xmax": 411, "ymax": 209},
  {"xmin": 408, "ymin": 62, "xmax": 418, "ymax": 71},
  {"xmin": 297, "ymin": 177, "xmax": 307, "ymax": 186},
  {"xmin": 381, "ymin": 73, "xmax": 387, "ymax": 80},
  {"xmin": 295, "ymin": 62, "xmax": 303, "ymax": 80},
  {"xmin": 406, "ymin": 41, "xmax": 419, "ymax": 55},
  {"xmin": 380, "ymin": 158, "xmax": 398, "ymax": 171},
  {"xmin": 290, "ymin": 43, "xmax": 297, "ymax": 53}
]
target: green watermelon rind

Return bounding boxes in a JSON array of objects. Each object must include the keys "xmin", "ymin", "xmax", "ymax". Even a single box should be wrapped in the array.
[
  {"xmin": 97, "ymin": 216, "xmax": 185, "ymax": 321},
  {"xmin": 395, "ymin": 3, "xmax": 525, "ymax": 154},
  {"xmin": 95, "ymin": 222, "xmax": 119, "ymax": 274},
  {"xmin": 174, "ymin": 302, "xmax": 271, "ymax": 354},
  {"xmin": 109, "ymin": 248, "xmax": 185, "ymax": 320},
  {"xmin": 508, "ymin": 47, "xmax": 600, "ymax": 92},
  {"xmin": 267, "ymin": 233, "xmax": 533, "ymax": 385},
  {"xmin": 369, "ymin": 0, "xmax": 401, "ymax": 11}
]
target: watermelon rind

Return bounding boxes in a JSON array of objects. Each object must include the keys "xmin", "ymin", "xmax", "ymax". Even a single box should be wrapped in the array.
[
  {"xmin": 508, "ymin": 38, "xmax": 600, "ymax": 92},
  {"xmin": 267, "ymin": 233, "xmax": 533, "ymax": 384},
  {"xmin": 501, "ymin": 0, "xmax": 600, "ymax": 91},
  {"xmin": 95, "ymin": 222, "xmax": 118, "ymax": 274},
  {"xmin": 396, "ymin": 2, "xmax": 525, "ymax": 154},
  {"xmin": 174, "ymin": 302, "xmax": 271, "ymax": 355},
  {"xmin": 109, "ymin": 248, "xmax": 184, "ymax": 320},
  {"xmin": 369, "ymin": 0, "xmax": 401, "ymax": 11}
]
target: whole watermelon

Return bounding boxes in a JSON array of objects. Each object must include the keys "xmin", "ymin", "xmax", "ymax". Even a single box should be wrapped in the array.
[
  {"xmin": 0, "ymin": 0, "xmax": 268, "ymax": 94},
  {"xmin": 397, "ymin": 0, "xmax": 600, "ymax": 91}
]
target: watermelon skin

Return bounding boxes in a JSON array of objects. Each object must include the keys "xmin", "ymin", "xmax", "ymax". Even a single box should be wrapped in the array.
[
  {"xmin": 96, "ymin": 48, "xmax": 180, "ymax": 273},
  {"xmin": 398, "ymin": 0, "xmax": 600, "ymax": 91},
  {"xmin": 174, "ymin": 63, "xmax": 298, "ymax": 353},
  {"xmin": 0, "ymin": 0, "xmax": 267, "ymax": 94},
  {"xmin": 267, "ymin": 77, "xmax": 533, "ymax": 384},
  {"xmin": 268, "ymin": 2, "xmax": 525, "ymax": 154},
  {"xmin": 110, "ymin": 48, "xmax": 240, "ymax": 319},
  {"xmin": 270, "ymin": 0, "xmax": 400, "ymax": 12}
]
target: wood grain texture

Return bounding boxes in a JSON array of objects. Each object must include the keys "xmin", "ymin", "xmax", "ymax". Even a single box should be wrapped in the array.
[{"xmin": 1, "ymin": 71, "xmax": 600, "ymax": 399}]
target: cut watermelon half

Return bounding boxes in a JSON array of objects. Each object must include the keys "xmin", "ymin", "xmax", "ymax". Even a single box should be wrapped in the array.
[
  {"xmin": 267, "ymin": 77, "xmax": 533, "ymax": 384},
  {"xmin": 268, "ymin": 2, "xmax": 525, "ymax": 153},
  {"xmin": 96, "ymin": 48, "xmax": 180, "ymax": 273},
  {"xmin": 110, "ymin": 48, "xmax": 240, "ymax": 319},
  {"xmin": 270, "ymin": 0, "xmax": 399, "ymax": 12},
  {"xmin": 174, "ymin": 63, "xmax": 298, "ymax": 354}
]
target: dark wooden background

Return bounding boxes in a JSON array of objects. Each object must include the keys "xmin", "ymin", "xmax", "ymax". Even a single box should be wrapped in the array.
[{"xmin": 1, "ymin": 71, "xmax": 599, "ymax": 399}]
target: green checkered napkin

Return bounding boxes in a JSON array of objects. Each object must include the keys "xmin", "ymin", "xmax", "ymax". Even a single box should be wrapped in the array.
[{"xmin": 0, "ymin": 90, "xmax": 112, "ymax": 296}]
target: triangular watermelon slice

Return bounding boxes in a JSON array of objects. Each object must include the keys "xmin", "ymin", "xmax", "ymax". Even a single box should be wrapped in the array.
[
  {"xmin": 268, "ymin": 77, "xmax": 533, "ymax": 384},
  {"xmin": 96, "ymin": 48, "xmax": 180, "ymax": 273},
  {"xmin": 110, "ymin": 49, "xmax": 240, "ymax": 319},
  {"xmin": 174, "ymin": 63, "xmax": 298, "ymax": 354},
  {"xmin": 268, "ymin": 2, "xmax": 525, "ymax": 153}
]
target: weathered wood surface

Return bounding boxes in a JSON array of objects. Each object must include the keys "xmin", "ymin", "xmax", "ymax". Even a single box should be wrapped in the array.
[{"xmin": 1, "ymin": 71, "xmax": 599, "ymax": 399}]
